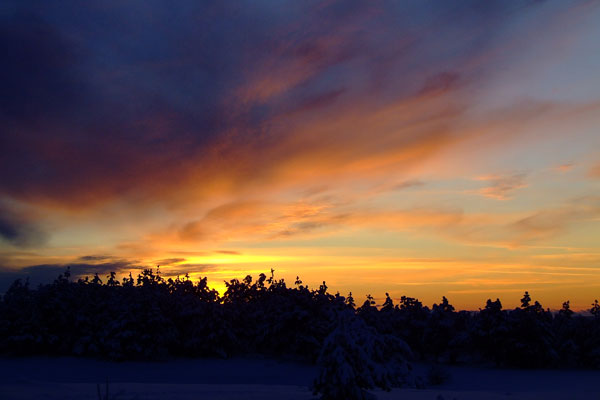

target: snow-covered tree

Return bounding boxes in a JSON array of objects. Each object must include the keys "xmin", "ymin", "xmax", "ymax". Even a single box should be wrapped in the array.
[{"xmin": 312, "ymin": 310, "xmax": 412, "ymax": 400}]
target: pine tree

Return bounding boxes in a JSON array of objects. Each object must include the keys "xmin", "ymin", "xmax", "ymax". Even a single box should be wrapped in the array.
[
  {"xmin": 590, "ymin": 300, "xmax": 600, "ymax": 317},
  {"xmin": 558, "ymin": 301, "xmax": 574, "ymax": 318},
  {"xmin": 312, "ymin": 310, "xmax": 411, "ymax": 400},
  {"xmin": 520, "ymin": 291, "xmax": 531, "ymax": 309},
  {"xmin": 381, "ymin": 293, "xmax": 394, "ymax": 312},
  {"xmin": 346, "ymin": 292, "xmax": 356, "ymax": 309}
]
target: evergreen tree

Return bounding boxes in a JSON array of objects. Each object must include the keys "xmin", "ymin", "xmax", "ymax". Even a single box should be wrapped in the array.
[
  {"xmin": 346, "ymin": 292, "xmax": 356, "ymax": 309},
  {"xmin": 520, "ymin": 291, "xmax": 531, "ymax": 309},
  {"xmin": 591, "ymin": 300, "xmax": 600, "ymax": 318},
  {"xmin": 558, "ymin": 301, "xmax": 574, "ymax": 318},
  {"xmin": 312, "ymin": 310, "xmax": 411, "ymax": 400},
  {"xmin": 381, "ymin": 293, "xmax": 394, "ymax": 312}
]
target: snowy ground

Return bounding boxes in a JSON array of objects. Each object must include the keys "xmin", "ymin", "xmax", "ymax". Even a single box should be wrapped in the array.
[{"xmin": 1, "ymin": 356, "xmax": 599, "ymax": 400}]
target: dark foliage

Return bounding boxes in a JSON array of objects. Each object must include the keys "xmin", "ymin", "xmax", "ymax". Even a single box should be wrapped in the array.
[
  {"xmin": 1, "ymin": 268, "xmax": 600, "ymax": 399},
  {"xmin": 0, "ymin": 268, "xmax": 411, "ymax": 399}
]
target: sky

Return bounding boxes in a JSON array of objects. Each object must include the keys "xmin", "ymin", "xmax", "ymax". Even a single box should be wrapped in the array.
[{"xmin": 1, "ymin": 0, "xmax": 599, "ymax": 310}]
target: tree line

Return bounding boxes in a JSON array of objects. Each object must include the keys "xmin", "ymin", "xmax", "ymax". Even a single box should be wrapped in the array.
[{"xmin": 1, "ymin": 268, "xmax": 599, "ymax": 399}]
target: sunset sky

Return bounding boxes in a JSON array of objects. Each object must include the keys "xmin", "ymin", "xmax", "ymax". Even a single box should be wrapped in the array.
[{"xmin": 1, "ymin": 0, "xmax": 599, "ymax": 310}]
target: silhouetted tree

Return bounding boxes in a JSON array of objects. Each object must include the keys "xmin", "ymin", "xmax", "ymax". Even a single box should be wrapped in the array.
[
  {"xmin": 346, "ymin": 292, "xmax": 356, "ymax": 308},
  {"xmin": 472, "ymin": 298, "xmax": 507, "ymax": 365},
  {"xmin": 520, "ymin": 291, "xmax": 531, "ymax": 309},
  {"xmin": 559, "ymin": 301, "xmax": 574, "ymax": 318},
  {"xmin": 381, "ymin": 293, "xmax": 394, "ymax": 312},
  {"xmin": 591, "ymin": 300, "xmax": 600, "ymax": 318}
]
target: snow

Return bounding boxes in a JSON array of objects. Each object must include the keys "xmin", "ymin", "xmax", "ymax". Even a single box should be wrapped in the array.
[
  {"xmin": 390, "ymin": 363, "xmax": 600, "ymax": 400},
  {"xmin": 1, "ymin": 357, "xmax": 600, "ymax": 400}
]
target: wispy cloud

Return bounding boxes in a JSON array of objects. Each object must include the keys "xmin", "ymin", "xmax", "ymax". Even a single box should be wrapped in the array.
[
  {"xmin": 553, "ymin": 163, "xmax": 575, "ymax": 172},
  {"xmin": 392, "ymin": 180, "xmax": 426, "ymax": 191},
  {"xmin": 510, "ymin": 196, "xmax": 600, "ymax": 243},
  {"xmin": 474, "ymin": 173, "xmax": 528, "ymax": 200},
  {"xmin": 78, "ymin": 255, "xmax": 111, "ymax": 262},
  {"xmin": 438, "ymin": 197, "xmax": 600, "ymax": 248},
  {"xmin": 154, "ymin": 258, "xmax": 187, "ymax": 266},
  {"xmin": 589, "ymin": 163, "xmax": 600, "ymax": 178}
]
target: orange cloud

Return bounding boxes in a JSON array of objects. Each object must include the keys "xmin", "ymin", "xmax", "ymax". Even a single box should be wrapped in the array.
[
  {"xmin": 553, "ymin": 163, "xmax": 574, "ymax": 172},
  {"xmin": 474, "ymin": 173, "xmax": 528, "ymax": 200},
  {"xmin": 510, "ymin": 197, "xmax": 600, "ymax": 243},
  {"xmin": 589, "ymin": 163, "xmax": 600, "ymax": 178}
]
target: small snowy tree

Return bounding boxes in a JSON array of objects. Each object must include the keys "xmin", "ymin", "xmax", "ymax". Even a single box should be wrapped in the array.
[{"xmin": 312, "ymin": 310, "xmax": 412, "ymax": 400}]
